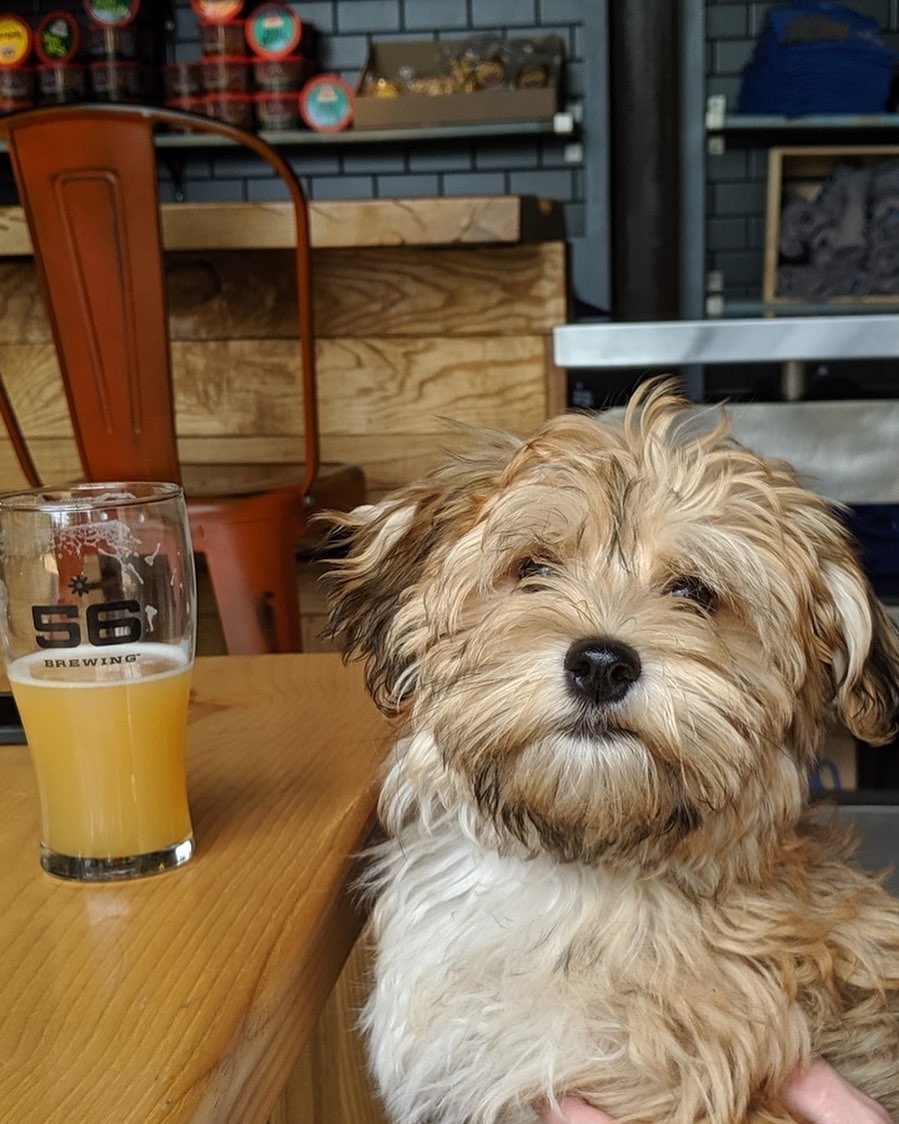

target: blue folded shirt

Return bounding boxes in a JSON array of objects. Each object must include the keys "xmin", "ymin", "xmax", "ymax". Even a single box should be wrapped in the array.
[{"xmin": 738, "ymin": 0, "xmax": 898, "ymax": 115}]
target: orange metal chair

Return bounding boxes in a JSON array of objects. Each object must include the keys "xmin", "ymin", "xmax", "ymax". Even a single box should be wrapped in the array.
[{"xmin": 0, "ymin": 103, "xmax": 365, "ymax": 654}]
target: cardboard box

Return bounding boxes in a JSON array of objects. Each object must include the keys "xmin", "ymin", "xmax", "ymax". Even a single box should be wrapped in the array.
[
  {"xmin": 763, "ymin": 145, "xmax": 899, "ymax": 306},
  {"xmin": 354, "ymin": 38, "xmax": 561, "ymax": 130}
]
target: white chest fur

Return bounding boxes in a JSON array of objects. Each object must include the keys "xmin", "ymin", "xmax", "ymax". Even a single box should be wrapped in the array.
[
  {"xmin": 363, "ymin": 809, "xmax": 810, "ymax": 1124},
  {"xmin": 366, "ymin": 814, "xmax": 706, "ymax": 1123}
]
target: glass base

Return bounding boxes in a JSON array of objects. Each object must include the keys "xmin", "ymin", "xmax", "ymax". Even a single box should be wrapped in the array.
[{"xmin": 40, "ymin": 836, "xmax": 194, "ymax": 882}]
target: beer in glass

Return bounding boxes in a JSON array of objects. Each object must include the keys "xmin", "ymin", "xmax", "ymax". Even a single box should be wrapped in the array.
[{"xmin": 0, "ymin": 482, "xmax": 197, "ymax": 880}]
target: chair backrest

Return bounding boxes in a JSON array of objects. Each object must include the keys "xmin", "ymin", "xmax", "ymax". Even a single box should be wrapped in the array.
[{"xmin": 0, "ymin": 103, "xmax": 319, "ymax": 491}]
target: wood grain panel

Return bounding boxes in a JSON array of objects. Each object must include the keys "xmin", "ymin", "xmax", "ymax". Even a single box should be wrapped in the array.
[
  {"xmin": 0, "ymin": 429, "xmax": 494, "ymax": 499},
  {"xmin": 0, "ymin": 336, "xmax": 546, "ymax": 492},
  {"xmin": 0, "ymin": 197, "xmax": 527, "ymax": 257},
  {"xmin": 0, "ymin": 207, "xmax": 30, "ymax": 256},
  {"xmin": 14, "ymin": 331, "xmax": 547, "ymax": 441},
  {"xmin": 0, "ymin": 261, "xmax": 48, "ymax": 342},
  {"xmin": 180, "ymin": 434, "xmax": 498, "ymax": 502},
  {"xmin": 0, "ymin": 244, "xmax": 566, "ymax": 344},
  {"xmin": 0, "ymin": 341, "xmax": 305, "ymax": 440},
  {"xmin": 311, "ymin": 244, "xmax": 566, "ymax": 339},
  {"xmin": 175, "ymin": 335, "xmax": 546, "ymax": 438},
  {"xmin": 0, "ymin": 254, "xmax": 300, "ymax": 346},
  {"xmin": 544, "ymin": 335, "xmax": 568, "ymax": 417},
  {"xmin": 0, "ymin": 437, "xmax": 78, "ymax": 490},
  {"xmin": 0, "ymin": 431, "xmax": 477, "ymax": 504},
  {"xmin": 315, "ymin": 335, "xmax": 546, "ymax": 434},
  {"xmin": 0, "ymin": 342, "xmax": 68, "ymax": 434},
  {"xmin": 0, "ymin": 193, "xmax": 564, "ymax": 512},
  {"xmin": 173, "ymin": 339, "xmax": 306, "ymax": 436},
  {"xmin": 318, "ymin": 431, "xmax": 493, "ymax": 501},
  {"xmin": 176, "ymin": 436, "xmax": 310, "ymax": 462},
  {"xmin": 166, "ymin": 244, "xmax": 566, "ymax": 341},
  {"xmin": 268, "ymin": 935, "xmax": 388, "ymax": 1124},
  {"xmin": 0, "ymin": 339, "xmax": 311, "ymax": 440},
  {"xmin": 187, "ymin": 434, "xmax": 497, "ymax": 502},
  {"xmin": 166, "ymin": 253, "xmax": 298, "ymax": 342}
]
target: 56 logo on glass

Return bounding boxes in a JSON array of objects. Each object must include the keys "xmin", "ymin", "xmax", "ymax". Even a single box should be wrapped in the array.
[{"xmin": 32, "ymin": 600, "xmax": 143, "ymax": 648}]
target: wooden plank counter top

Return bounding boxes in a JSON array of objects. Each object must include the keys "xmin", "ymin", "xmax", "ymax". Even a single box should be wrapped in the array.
[
  {"xmin": 0, "ymin": 195, "xmax": 563, "ymax": 254},
  {"xmin": 0, "ymin": 653, "xmax": 389, "ymax": 1123}
]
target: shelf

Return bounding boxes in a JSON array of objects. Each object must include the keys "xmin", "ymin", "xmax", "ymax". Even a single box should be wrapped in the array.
[
  {"xmin": 704, "ymin": 96, "xmax": 899, "ymax": 142},
  {"xmin": 155, "ymin": 112, "xmax": 577, "ymax": 149},
  {"xmin": 714, "ymin": 113, "xmax": 899, "ymax": 136},
  {"xmin": 710, "ymin": 299, "xmax": 899, "ymax": 319},
  {"xmin": 0, "ymin": 111, "xmax": 577, "ymax": 158}
]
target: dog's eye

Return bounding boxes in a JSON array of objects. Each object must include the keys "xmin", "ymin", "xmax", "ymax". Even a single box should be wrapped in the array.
[
  {"xmin": 515, "ymin": 557, "xmax": 559, "ymax": 586},
  {"xmin": 665, "ymin": 576, "xmax": 718, "ymax": 612}
]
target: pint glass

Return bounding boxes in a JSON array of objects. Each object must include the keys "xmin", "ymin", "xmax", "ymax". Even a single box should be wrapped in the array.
[{"xmin": 0, "ymin": 482, "xmax": 197, "ymax": 881}]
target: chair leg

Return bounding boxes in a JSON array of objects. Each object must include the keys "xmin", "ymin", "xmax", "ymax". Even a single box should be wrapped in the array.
[{"xmin": 193, "ymin": 516, "xmax": 303, "ymax": 655}]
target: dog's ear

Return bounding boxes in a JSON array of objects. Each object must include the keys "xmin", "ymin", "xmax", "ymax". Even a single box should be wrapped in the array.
[
  {"xmin": 819, "ymin": 550, "xmax": 899, "ymax": 747},
  {"xmin": 322, "ymin": 492, "xmax": 436, "ymax": 714},
  {"xmin": 323, "ymin": 436, "xmax": 515, "ymax": 714}
]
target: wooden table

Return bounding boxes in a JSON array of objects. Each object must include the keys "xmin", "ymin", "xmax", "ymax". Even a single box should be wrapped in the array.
[{"xmin": 0, "ymin": 653, "xmax": 389, "ymax": 1123}]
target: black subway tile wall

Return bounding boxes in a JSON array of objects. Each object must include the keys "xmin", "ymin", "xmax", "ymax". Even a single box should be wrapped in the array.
[
  {"xmin": 705, "ymin": 0, "xmax": 899, "ymax": 307},
  {"xmin": 0, "ymin": 1, "xmax": 586, "ymax": 238},
  {"xmin": 165, "ymin": 0, "xmax": 585, "ymax": 224}
]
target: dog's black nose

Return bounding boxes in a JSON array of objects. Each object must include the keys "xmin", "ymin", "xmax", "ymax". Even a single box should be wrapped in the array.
[{"xmin": 564, "ymin": 637, "xmax": 642, "ymax": 705}]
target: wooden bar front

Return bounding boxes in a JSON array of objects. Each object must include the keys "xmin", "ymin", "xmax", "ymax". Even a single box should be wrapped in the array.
[{"xmin": 0, "ymin": 196, "xmax": 568, "ymax": 501}]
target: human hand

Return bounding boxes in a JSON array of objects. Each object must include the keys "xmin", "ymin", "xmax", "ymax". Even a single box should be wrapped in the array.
[
  {"xmin": 535, "ymin": 1058, "xmax": 892, "ymax": 1124},
  {"xmin": 535, "ymin": 1097, "xmax": 616, "ymax": 1124},
  {"xmin": 780, "ymin": 1058, "xmax": 892, "ymax": 1124}
]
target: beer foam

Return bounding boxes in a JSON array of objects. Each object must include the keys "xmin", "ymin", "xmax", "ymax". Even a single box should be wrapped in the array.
[
  {"xmin": 8, "ymin": 643, "xmax": 192, "ymax": 685},
  {"xmin": 54, "ymin": 520, "xmax": 142, "ymax": 562}
]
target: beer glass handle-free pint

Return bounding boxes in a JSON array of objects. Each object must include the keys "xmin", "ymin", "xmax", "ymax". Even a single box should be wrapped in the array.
[{"xmin": 0, "ymin": 481, "xmax": 197, "ymax": 881}]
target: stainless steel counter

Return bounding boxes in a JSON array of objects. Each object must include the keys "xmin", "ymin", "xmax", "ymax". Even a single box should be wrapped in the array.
[
  {"xmin": 552, "ymin": 316, "xmax": 899, "ymax": 504},
  {"xmin": 553, "ymin": 315, "xmax": 899, "ymax": 369}
]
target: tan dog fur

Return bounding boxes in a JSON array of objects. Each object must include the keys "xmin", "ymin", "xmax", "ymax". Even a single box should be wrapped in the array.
[{"xmin": 325, "ymin": 381, "xmax": 899, "ymax": 1123}]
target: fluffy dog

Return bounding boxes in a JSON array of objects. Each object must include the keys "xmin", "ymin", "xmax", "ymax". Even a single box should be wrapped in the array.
[{"xmin": 324, "ymin": 380, "xmax": 899, "ymax": 1124}]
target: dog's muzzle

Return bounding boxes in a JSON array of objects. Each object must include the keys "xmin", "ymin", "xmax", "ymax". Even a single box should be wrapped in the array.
[{"xmin": 565, "ymin": 637, "xmax": 642, "ymax": 706}]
